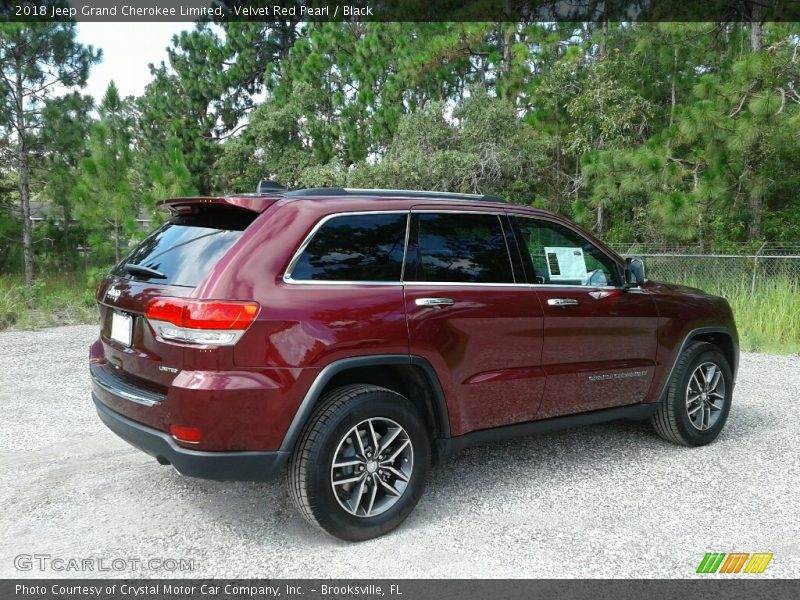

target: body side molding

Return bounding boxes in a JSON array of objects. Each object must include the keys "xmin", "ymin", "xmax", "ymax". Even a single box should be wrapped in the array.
[{"xmin": 438, "ymin": 403, "xmax": 658, "ymax": 457}]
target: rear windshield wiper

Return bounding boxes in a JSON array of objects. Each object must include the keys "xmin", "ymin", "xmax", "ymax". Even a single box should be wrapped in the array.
[{"xmin": 123, "ymin": 263, "xmax": 167, "ymax": 279}]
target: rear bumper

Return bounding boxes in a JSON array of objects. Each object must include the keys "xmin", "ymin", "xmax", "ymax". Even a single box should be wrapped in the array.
[{"xmin": 93, "ymin": 394, "xmax": 288, "ymax": 482}]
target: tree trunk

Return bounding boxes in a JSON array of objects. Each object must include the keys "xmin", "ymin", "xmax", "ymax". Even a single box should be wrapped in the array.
[
  {"xmin": 17, "ymin": 141, "xmax": 34, "ymax": 292},
  {"xmin": 114, "ymin": 216, "xmax": 120, "ymax": 264},
  {"xmin": 747, "ymin": 193, "xmax": 762, "ymax": 241},
  {"xmin": 669, "ymin": 46, "xmax": 678, "ymax": 128},
  {"xmin": 596, "ymin": 203, "xmax": 604, "ymax": 234},
  {"xmin": 593, "ymin": 18, "xmax": 609, "ymax": 234},
  {"xmin": 746, "ymin": 5, "xmax": 765, "ymax": 240},
  {"xmin": 599, "ymin": 19, "xmax": 609, "ymax": 58},
  {"xmin": 15, "ymin": 61, "xmax": 35, "ymax": 296},
  {"xmin": 62, "ymin": 200, "xmax": 73, "ymax": 265},
  {"xmin": 750, "ymin": 13, "xmax": 764, "ymax": 53}
]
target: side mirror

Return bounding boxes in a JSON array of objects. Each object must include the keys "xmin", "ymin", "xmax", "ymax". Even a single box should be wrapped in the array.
[{"xmin": 624, "ymin": 256, "xmax": 646, "ymax": 287}]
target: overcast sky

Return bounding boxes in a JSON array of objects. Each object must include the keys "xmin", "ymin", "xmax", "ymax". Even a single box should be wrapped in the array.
[{"xmin": 76, "ymin": 23, "xmax": 193, "ymax": 100}]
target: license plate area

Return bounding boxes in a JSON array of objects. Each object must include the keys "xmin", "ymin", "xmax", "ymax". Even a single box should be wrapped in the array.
[{"xmin": 110, "ymin": 311, "xmax": 133, "ymax": 347}]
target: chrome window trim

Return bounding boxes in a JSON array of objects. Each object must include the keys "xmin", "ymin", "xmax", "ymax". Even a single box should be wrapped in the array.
[
  {"xmin": 282, "ymin": 208, "xmax": 636, "ymax": 291},
  {"xmin": 285, "ymin": 280, "xmax": 620, "ymax": 289},
  {"xmin": 399, "ymin": 211, "xmax": 412, "ymax": 282},
  {"xmin": 283, "ymin": 210, "xmax": 410, "ymax": 285}
]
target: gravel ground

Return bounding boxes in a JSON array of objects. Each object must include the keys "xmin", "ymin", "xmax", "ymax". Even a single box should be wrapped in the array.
[{"xmin": 0, "ymin": 324, "xmax": 798, "ymax": 579}]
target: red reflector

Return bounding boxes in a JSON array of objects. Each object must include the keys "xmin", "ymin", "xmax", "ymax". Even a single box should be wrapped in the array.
[
  {"xmin": 146, "ymin": 298, "xmax": 259, "ymax": 330},
  {"xmin": 170, "ymin": 425, "xmax": 202, "ymax": 444}
]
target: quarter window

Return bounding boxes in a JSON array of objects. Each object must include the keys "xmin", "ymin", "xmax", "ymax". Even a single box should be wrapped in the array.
[
  {"xmin": 405, "ymin": 213, "xmax": 515, "ymax": 283},
  {"xmin": 512, "ymin": 216, "xmax": 621, "ymax": 286},
  {"xmin": 289, "ymin": 213, "xmax": 408, "ymax": 281}
]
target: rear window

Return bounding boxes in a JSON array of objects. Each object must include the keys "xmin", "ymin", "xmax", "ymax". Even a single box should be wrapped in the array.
[
  {"xmin": 288, "ymin": 213, "xmax": 408, "ymax": 282},
  {"xmin": 112, "ymin": 208, "xmax": 256, "ymax": 287}
]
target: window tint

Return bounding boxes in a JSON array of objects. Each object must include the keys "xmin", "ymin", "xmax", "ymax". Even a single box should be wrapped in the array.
[
  {"xmin": 406, "ymin": 213, "xmax": 514, "ymax": 283},
  {"xmin": 512, "ymin": 216, "xmax": 620, "ymax": 286},
  {"xmin": 290, "ymin": 213, "xmax": 407, "ymax": 281},
  {"xmin": 112, "ymin": 208, "xmax": 255, "ymax": 288}
]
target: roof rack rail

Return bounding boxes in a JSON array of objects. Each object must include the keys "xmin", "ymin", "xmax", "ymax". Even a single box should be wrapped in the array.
[{"xmin": 285, "ymin": 187, "xmax": 505, "ymax": 203}]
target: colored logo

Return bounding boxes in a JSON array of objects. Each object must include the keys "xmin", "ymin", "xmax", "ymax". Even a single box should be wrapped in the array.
[{"xmin": 697, "ymin": 552, "xmax": 773, "ymax": 574}]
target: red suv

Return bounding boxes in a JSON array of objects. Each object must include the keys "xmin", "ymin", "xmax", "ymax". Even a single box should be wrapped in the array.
[{"xmin": 91, "ymin": 184, "xmax": 738, "ymax": 540}]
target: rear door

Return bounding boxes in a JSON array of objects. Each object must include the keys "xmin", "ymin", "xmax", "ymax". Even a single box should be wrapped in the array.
[
  {"xmin": 403, "ymin": 210, "xmax": 545, "ymax": 435},
  {"xmin": 510, "ymin": 215, "xmax": 658, "ymax": 418}
]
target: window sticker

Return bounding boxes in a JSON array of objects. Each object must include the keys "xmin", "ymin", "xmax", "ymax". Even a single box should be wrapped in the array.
[{"xmin": 544, "ymin": 246, "xmax": 587, "ymax": 282}]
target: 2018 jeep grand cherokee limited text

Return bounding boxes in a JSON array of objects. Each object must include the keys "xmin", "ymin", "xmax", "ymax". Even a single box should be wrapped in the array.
[{"xmin": 90, "ymin": 185, "xmax": 738, "ymax": 541}]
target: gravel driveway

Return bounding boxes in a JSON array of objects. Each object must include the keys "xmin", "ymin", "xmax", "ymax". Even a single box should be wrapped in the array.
[{"xmin": 1, "ymin": 325, "xmax": 798, "ymax": 578}]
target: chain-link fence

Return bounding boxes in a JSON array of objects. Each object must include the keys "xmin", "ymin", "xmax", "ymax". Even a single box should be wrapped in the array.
[{"xmin": 607, "ymin": 243, "xmax": 800, "ymax": 296}]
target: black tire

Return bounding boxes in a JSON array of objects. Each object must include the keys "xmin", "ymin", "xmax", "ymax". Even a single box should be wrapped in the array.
[
  {"xmin": 652, "ymin": 341, "xmax": 733, "ymax": 447},
  {"xmin": 287, "ymin": 384, "xmax": 431, "ymax": 541}
]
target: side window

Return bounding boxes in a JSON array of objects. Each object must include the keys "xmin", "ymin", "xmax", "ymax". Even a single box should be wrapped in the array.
[
  {"xmin": 289, "ymin": 213, "xmax": 407, "ymax": 281},
  {"xmin": 512, "ymin": 216, "xmax": 621, "ymax": 286},
  {"xmin": 405, "ymin": 213, "xmax": 515, "ymax": 283}
]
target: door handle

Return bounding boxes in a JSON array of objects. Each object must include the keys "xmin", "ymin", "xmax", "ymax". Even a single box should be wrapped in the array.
[
  {"xmin": 415, "ymin": 297, "xmax": 455, "ymax": 308},
  {"xmin": 547, "ymin": 298, "xmax": 579, "ymax": 307}
]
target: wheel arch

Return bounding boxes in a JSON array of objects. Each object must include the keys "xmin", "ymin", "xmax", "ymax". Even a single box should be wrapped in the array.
[
  {"xmin": 655, "ymin": 326, "xmax": 739, "ymax": 402},
  {"xmin": 279, "ymin": 355, "xmax": 451, "ymax": 456}
]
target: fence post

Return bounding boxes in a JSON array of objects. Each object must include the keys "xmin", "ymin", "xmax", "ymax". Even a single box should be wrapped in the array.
[{"xmin": 751, "ymin": 241, "xmax": 767, "ymax": 297}]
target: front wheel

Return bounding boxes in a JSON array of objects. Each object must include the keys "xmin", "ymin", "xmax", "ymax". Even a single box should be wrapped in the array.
[
  {"xmin": 652, "ymin": 342, "xmax": 733, "ymax": 447},
  {"xmin": 287, "ymin": 384, "xmax": 431, "ymax": 541}
]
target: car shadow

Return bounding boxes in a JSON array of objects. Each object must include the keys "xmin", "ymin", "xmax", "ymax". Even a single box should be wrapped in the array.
[{"xmin": 180, "ymin": 395, "xmax": 764, "ymax": 547}]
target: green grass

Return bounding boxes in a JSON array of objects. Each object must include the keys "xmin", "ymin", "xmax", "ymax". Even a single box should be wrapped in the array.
[
  {"xmin": 1, "ymin": 271, "xmax": 797, "ymax": 355},
  {"xmin": 671, "ymin": 276, "xmax": 800, "ymax": 355},
  {"xmin": 0, "ymin": 272, "xmax": 98, "ymax": 331}
]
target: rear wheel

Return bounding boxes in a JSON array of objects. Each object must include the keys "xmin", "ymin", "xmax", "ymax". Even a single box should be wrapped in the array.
[
  {"xmin": 652, "ymin": 342, "xmax": 733, "ymax": 446},
  {"xmin": 287, "ymin": 384, "xmax": 431, "ymax": 541}
]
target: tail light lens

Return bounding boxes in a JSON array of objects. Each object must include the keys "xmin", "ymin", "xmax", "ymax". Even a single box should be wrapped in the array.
[{"xmin": 145, "ymin": 298, "xmax": 259, "ymax": 346}]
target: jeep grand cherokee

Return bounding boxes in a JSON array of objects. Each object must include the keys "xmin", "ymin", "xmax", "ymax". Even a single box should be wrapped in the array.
[{"xmin": 90, "ymin": 184, "xmax": 738, "ymax": 541}]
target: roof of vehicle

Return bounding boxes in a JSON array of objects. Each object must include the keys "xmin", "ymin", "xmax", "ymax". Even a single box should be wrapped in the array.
[
  {"xmin": 159, "ymin": 186, "xmax": 518, "ymax": 214},
  {"xmin": 157, "ymin": 186, "xmax": 620, "ymax": 261},
  {"xmin": 283, "ymin": 187, "xmax": 506, "ymax": 203}
]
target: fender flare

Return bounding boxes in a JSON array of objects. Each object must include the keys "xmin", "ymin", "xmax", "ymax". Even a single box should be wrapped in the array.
[{"xmin": 278, "ymin": 355, "xmax": 451, "ymax": 453}]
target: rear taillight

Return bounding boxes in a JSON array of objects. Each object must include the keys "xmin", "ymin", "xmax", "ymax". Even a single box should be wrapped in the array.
[{"xmin": 145, "ymin": 298, "xmax": 259, "ymax": 346}]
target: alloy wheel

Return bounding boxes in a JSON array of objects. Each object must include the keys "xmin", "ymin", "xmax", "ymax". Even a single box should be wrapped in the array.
[
  {"xmin": 686, "ymin": 361, "xmax": 726, "ymax": 431},
  {"xmin": 330, "ymin": 417, "xmax": 414, "ymax": 517}
]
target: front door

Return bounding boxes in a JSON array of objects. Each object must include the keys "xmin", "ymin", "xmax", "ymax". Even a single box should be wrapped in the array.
[
  {"xmin": 510, "ymin": 215, "xmax": 659, "ymax": 419},
  {"xmin": 403, "ymin": 210, "xmax": 545, "ymax": 435}
]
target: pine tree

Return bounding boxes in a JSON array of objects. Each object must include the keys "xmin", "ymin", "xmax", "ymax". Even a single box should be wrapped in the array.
[
  {"xmin": 74, "ymin": 83, "xmax": 136, "ymax": 264},
  {"xmin": 0, "ymin": 22, "xmax": 99, "ymax": 291}
]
